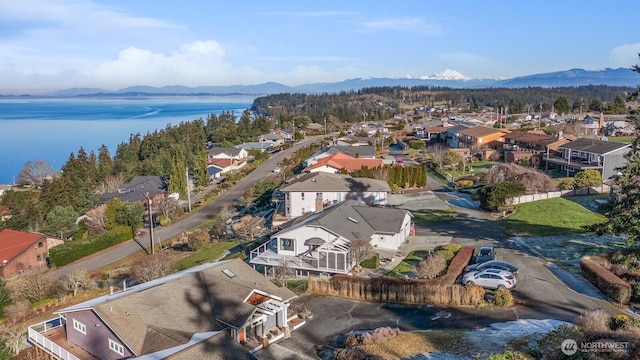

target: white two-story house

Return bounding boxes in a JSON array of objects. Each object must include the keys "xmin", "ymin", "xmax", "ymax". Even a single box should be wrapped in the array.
[
  {"xmin": 250, "ymin": 200, "xmax": 413, "ymax": 276},
  {"xmin": 279, "ymin": 172, "xmax": 390, "ymax": 220}
]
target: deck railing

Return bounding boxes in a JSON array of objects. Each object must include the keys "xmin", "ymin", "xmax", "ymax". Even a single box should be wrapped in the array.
[{"xmin": 28, "ymin": 317, "xmax": 80, "ymax": 360}]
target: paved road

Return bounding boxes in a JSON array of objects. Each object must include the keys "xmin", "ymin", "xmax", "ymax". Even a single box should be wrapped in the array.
[{"xmin": 52, "ymin": 136, "xmax": 323, "ymax": 279}]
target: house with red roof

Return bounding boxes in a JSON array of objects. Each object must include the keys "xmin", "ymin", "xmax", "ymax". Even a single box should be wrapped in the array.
[
  {"xmin": 301, "ymin": 152, "xmax": 383, "ymax": 174},
  {"xmin": 0, "ymin": 229, "xmax": 50, "ymax": 278}
]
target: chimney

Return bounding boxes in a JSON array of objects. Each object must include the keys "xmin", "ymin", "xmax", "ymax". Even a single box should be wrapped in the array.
[
  {"xmin": 599, "ymin": 113, "xmax": 605, "ymax": 135},
  {"xmin": 557, "ymin": 130, "xmax": 563, "ymax": 140},
  {"xmin": 315, "ymin": 196, "xmax": 323, "ymax": 212}
]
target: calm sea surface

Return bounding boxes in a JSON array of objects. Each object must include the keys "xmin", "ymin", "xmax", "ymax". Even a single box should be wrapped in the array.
[{"xmin": 0, "ymin": 95, "xmax": 255, "ymax": 184}]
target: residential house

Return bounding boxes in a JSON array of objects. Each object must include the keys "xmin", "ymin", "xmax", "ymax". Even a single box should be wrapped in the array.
[
  {"xmin": 0, "ymin": 229, "xmax": 50, "ymax": 278},
  {"xmin": 545, "ymin": 138, "xmax": 631, "ymax": 179},
  {"xmin": 258, "ymin": 133, "xmax": 285, "ymax": 147},
  {"xmin": 501, "ymin": 131, "xmax": 575, "ymax": 163},
  {"xmin": 278, "ymin": 172, "xmax": 390, "ymax": 220},
  {"xmin": 250, "ymin": 200, "xmax": 413, "ymax": 276},
  {"xmin": 302, "ymin": 153, "xmax": 383, "ymax": 174},
  {"xmin": 100, "ymin": 176, "xmax": 166, "ymax": 205},
  {"xmin": 207, "ymin": 147, "xmax": 249, "ymax": 173},
  {"xmin": 443, "ymin": 124, "xmax": 471, "ymax": 148},
  {"xmin": 456, "ymin": 127, "xmax": 506, "ymax": 149},
  {"xmin": 28, "ymin": 259, "xmax": 299, "ymax": 359},
  {"xmin": 236, "ymin": 142, "xmax": 274, "ymax": 153},
  {"xmin": 303, "ymin": 145, "xmax": 377, "ymax": 168}
]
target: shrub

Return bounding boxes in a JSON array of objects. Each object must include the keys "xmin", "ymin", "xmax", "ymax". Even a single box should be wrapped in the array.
[
  {"xmin": 435, "ymin": 249, "xmax": 455, "ymax": 262},
  {"xmin": 437, "ymin": 243, "xmax": 462, "ymax": 254},
  {"xmin": 187, "ymin": 229, "xmax": 211, "ymax": 251},
  {"xmin": 416, "ymin": 253, "xmax": 447, "ymax": 279},
  {"xmin": 558, "ymin": 178, "xmax": 575, "ymax": 190},
  {"xmin": 457, "ymin": 179, "xmax": 474, "ymax": 188},
  {"xmin": 486, "ymin": 350, "xmax": 531, "ymax": 360},
  {"xmin": 493, "ymin": 288, "xmax": 513, "ymax": 307},
  {"xmin": 157, "ymin": 214, "xmax": 171, "ymax": 226},
  {"xmin": 437, "ymin": 246, "xmax": 475, "ymax": 285},
  {"xmin": 361, "ymin": 253, "xmax": 380, "ymax": 269},
  {"xmin": 633, "ymin": 282, "xmax": 640, "ymax": 303},
  {"xmin": 575, "ymin": 308, "xmax": 611, "ymax": 334},
  {"xmin": 610, "ymin": 314, "xmax": 630, "ymax": 330},
  {"xmin": 580, "ymin": 256, "xmax": 631, "ymax": 304}
]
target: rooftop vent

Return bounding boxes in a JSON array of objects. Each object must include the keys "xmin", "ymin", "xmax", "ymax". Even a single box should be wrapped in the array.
[
  {"xmin": 222, "ymin": 269, "xmax": 236, "ymax": 278},
  {"xmin": 347, "ymin": 217, "xmax": 358, "ymax": 224}
]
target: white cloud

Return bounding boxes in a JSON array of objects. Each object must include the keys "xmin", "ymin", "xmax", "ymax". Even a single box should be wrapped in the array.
[
  {"xmin": 359, "ymin": 16, "xmax": 441, "ymax": 36},
  {"xmin": 609, "ymin": 43, "xmax": 640, "ymax": 68}
]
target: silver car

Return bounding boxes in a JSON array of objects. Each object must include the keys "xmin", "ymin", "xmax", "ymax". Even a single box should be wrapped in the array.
[{"xmin": 461, "ymin": 268, "xmax": 516, "ymax": 290}]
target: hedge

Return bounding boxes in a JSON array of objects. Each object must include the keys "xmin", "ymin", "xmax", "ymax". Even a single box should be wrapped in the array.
[
  {"xmin": 580, "ymin": 256, "xmax": 631, "ymax": 304},
  {"xmin": 436, "ymin": 246, "xmax": 474, "ymax": 285},
  {"xmin": 49, "ymin": 226, "xmax": 133, "ymax": 267}
]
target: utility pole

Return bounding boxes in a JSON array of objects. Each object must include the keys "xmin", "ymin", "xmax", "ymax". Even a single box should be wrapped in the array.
[
  {"xmin": 185, "ymin": 167, "xmax": 191, "ymax": 212},
  {"xmin": 324, "ymin": 117, "xmax": 327, "ymax": 135},
  {"xmin": 538, "ymin": 102, "xmax": 543, "ymax": 130},
  {"xmin": 146, "ymin": 192, "xmax": 154, "ymax": 255}
]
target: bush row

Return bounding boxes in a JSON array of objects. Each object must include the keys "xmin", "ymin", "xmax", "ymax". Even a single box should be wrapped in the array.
[
  {"xmin": 435, "ymin": 246, "xmax": 475, "ymax": 285},
  {"xmin": 580, "ymin": 256, "xmax": 631, "ymax": 304},
  {"xmin": 308, "ymin": 275, "xmax": 484, "ymax": 306},
  {"xmin": 49, "ymin": 226, "xmax": 133, "ymax": 267}
]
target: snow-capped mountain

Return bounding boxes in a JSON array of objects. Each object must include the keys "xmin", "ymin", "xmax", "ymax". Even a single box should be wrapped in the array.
[{"xmin": 422, "ymin": 69, "xmax": 471, "ymax": 81}]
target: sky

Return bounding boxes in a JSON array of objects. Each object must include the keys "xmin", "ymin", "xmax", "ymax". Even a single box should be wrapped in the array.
[{"xmin": 1, "ymin": 0, "xmax": 640, "ymax": 94}]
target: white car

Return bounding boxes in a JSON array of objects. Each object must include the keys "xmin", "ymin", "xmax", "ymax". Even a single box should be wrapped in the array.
[
  {"xmin": 273, "ymin": 167, "xmax": 281, "ymax": 173},
  {"xmin": 461, "ymin": 268, "xmax": 516, "ymax": 290}
]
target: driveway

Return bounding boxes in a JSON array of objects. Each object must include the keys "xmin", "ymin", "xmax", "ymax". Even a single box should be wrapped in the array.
[{"xmin": 271, "ymin": 182, "xmax": 622, "ymax": 359}]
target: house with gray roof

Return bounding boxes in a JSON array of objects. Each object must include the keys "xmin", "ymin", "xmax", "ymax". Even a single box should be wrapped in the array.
[
  {"xmin": 250, "ymin": 200, "xmax": 412, "ymax": 276},
  {"xmin": 278, "ymin": 172, "xmax": 390, "ymax": 221},
  {"xmin": 28, "ymin": 259, "xmax": 299, "ymax": 359},
  {"xmin": 545, "ymin": 137, "xmax": 631, "ymax": 179},
  {"xmin": 99, "ymin": 176, "xmax": 166, "ymax": 204}
]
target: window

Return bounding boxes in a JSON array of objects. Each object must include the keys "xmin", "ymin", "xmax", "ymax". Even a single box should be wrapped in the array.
[
  {"xmin": 73, "ymin": 319, "xmax": 86, "ymax": 335},
  {"xmin": 280, "ymin": 238, "xmax": 294, "ymax": 251},
  {"xmin": 301, "ymin": 192, "xmax": 305, "ymax": 200},
  {"xmin": 109, "ymin": 339, "xmax": 124, "ymax": 356},
  {"xmin": 37, "ymin": 255, "xmax": 41, "ymax": 261},
  {"xmin": 38, "ymin": 242, "xmax": 43, "ymax": 248}
]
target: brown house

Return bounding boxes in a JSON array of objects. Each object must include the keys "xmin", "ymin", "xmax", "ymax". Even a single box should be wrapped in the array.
[
  {"xmin": 0, "ymin": 229, "xmax": 50, "ymax": 278},
  {"xmin": 456, "ymin": 127, "xmax": 506, "ymax": 149}
]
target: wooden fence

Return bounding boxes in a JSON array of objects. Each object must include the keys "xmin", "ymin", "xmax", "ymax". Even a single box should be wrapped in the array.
[{"xmin": 508, "ymin": 184, "xmax": 611, "ymax": 206}]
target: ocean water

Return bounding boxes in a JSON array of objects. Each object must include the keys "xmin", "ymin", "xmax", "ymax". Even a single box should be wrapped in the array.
[{"xmin": 0, "ymin": 95, "xmax": 255, "ymax": 184}]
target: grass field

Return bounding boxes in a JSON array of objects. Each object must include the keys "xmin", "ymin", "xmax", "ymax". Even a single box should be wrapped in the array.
[
  {"xmin": 173, "ymin": 241, "xmax": 237, "ymax": 271},
  {"xmin": 607, "ymin": 136, "xmax": 633, "ymax": 143},
  {"xmin": 500, "ymin": 197, "xmax": 606, "ymax": 237},
  {"xmin": 411, "ymin": 209, "xmax": 458, "ymax": 224}
]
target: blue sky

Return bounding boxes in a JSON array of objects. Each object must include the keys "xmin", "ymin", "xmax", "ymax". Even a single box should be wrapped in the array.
[{"xmin": 1, "ymin": 0, "xmax": 640, "ymax": 94}]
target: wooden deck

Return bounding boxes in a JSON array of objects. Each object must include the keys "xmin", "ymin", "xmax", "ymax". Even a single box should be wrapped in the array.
[{"xmin": 37, "ymin": 327, "xmax": 100, "ymax": 360}]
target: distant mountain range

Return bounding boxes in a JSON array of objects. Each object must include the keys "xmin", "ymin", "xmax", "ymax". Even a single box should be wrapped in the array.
[{"xmin": 11, "ymin": 67, "xmax": 640, "ymax": 98}]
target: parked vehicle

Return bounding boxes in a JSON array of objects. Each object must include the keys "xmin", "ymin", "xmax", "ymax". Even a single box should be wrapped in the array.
[
  {"xmin": 462, "ymin": 268, "xmax": 516, "ymax": 290},
  {"xmin": 273, "ymin": 167, "xmax": 281, "ymax": 173},
  {"xmin": 395, "ymin": 157, "xmax": 404, "ymax": 166},
  {"xmin": 464, "ymin": 260, "xmax": 519, "ymax": 276},
  {"xmin": 475, "ymin": 246, "xmax": 497, "ymax": 264}
]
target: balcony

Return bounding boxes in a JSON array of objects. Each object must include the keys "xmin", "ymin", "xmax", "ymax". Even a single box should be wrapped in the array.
[
  {"xmin": 542, "ymin": 155, "xmax": 603, "ymax": 170},
  {"xmin": 28, "ymin": 318, "xmax": 99, "ymax": 360}
]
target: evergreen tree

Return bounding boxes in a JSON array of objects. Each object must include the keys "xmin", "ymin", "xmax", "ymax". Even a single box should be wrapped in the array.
[{"xmin": 590, "ymin": 56, "xmax": 640, "ymax": 243}]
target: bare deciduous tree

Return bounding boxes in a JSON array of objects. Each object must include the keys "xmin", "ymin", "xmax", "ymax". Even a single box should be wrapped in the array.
[
  {"xmin": 156, "ymin": 197, "xmax": 181, "ymax": 220},
  {"xmin": 416, "ymin": 253, "xmax": 447, "ymax": 279},
  {"xmin": 84, "ymin": 205, "xmax": 107, "ymax": 235},
  {"xmin": 63, "ymin": 269, "xmax": 93, "ymax": 297},
  {"xmin": 130, "ymin": 253, "xmax": 175, "ymax": 283},
  {"xmin": 349, "ymin": 239, "xmax": 374, "ymax": 270},
  {"xmin": 428, "ymin": 144, "xmax": 447, "ymax": 172},
  {"xmin": 7, "ymin": 268, "xmax": 54, "ymax": 303},
  {"xmin": 95, "ymin": 173, "xmax": 124, "ymax": 193},
  {"xmin": 0, "ymin": 322, "xmax": 27, "ymax": 355},
  {"xmin": 16, "ymin": 160, "xmax": 57, "ymax": 187},
  {"xmin": 231, "ymin": 215, "xmax": 265, "ymax": 241},
  {"xmin": 273, "ymin": 260, "xmax": 295, "ymax": 287},
  {"xmin": 218, "ymin": 202, "xmax": 235, "ymax": 224},
  {"xmin": 483, "ymin": 163, "xmax": 555, "ymax": 192}
]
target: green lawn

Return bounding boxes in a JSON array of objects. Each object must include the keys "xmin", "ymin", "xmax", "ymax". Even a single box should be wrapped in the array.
[
  {"xmin": 412, "ymin": 209, "xmax": 458, "ymax": 224},
  {"xmin": 607, "ymin": 136, "xmax": 633, "ymax": 143},
  {"xmin": 500, "ymin": 197, "xmax": 606, "ymax": 237},
  {"xmin": 174, "ymin": 241, "xmax": 237, "ymax": 271},
  {"xmin": 386, "ymin": 250, "xmax": 431, "ymax": 277}
]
